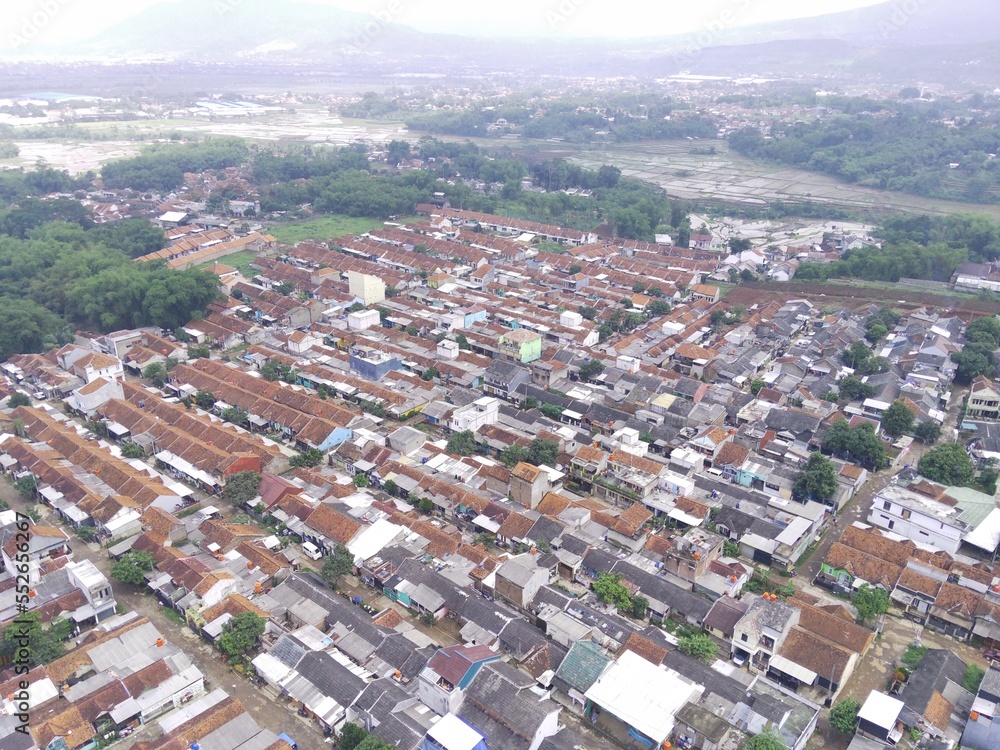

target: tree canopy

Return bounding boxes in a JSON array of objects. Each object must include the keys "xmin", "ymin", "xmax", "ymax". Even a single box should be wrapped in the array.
[
  {"xmin": 110, "ymin": 550, "xmax": 155, "ymax": 586},
  {"xmin": 823, "ymin": 421, "xmax": 889, "ymax": 470},
  {"xmin": 678, "ymin": 632, "xmax": 718, "ymax": 662},
  {"xmin": 320, "ymin": 543, "xmax": 354, "ymax": 587},
  {"xmin": 829, "ymin": 699, "xmax": 861, "ymax": 734},
  {"xmin": 918, "ymin": 443, "xmax": 975, "ymax": 486},
  {"xmin": 218, "ymin": 612, "xmax": 265, "ymax": 659},
  {"xmin": 793, "ymin": 452, "xmax": 838, "ymax": 501},
  {"xmin": 853, "ymin": 584, "xmax": 890, "ymax": 625},
  {"xmin": 881, "ymin": 400, "xmax": 916, "ymax": 438},
  {"xmin": 446, "ymin": 430, "xmax": 478, "ymax": 456},
  {"xmin": 222, "ymin": 471, "xmax": 263, "ymax": 507}
]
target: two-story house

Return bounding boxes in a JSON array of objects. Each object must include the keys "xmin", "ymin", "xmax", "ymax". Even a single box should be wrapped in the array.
[
  {"xmin": 483, "ymin": 360, "xmax": 531, "ymax": 402},
  {"xmin": 731, "ymin": 594, "xmax": 799, "ymax": 673},
  {"xmin": 415, "ymin": 644, "xmax": 501, "ymax": 716},
  {"xmin": 968, "ymin": 376, "xmax": 1000, "ymax": 420},
  {"xmin": 868, "ymin": 484, "xmax": 973, "ymax": 554}
]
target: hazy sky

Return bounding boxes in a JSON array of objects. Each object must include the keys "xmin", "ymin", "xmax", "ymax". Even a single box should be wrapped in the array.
[{"xmin": 1, "ymin": 0, "xmax": 891, "ymax": 48}]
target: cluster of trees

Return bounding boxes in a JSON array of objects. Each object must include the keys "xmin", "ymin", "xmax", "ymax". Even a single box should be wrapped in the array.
[
  {"xmin": 954, "ymin": 316, "xmax": 1000, "ymax": 383},
  {"xmin": 101, "ymin": 137, "xmax": 248, "ymax": 192},
  {"xmin": 792, "ymin": 452, "xmax": 838, "ymax": 501},
  {"xmin": 217, "ymin": 612, "xmax": 265, "ymax": 660},
  {"xmin": 841, "ymin": 341, "xmax": 890, "ymax": 377},
  {"xmin": 0, "ymin": 610, "xmax": 71, "ymax": 667},
  {"xmin": 797, "ymin": 213, "xmax": 1000, "ymax": 283},
  {"xmin": 499, "ymin": 438, "xmax": 560, "ymax": 468},
  {"xmin": 111, "ymin": 549, "xmax": 155, "ymax": 586},
  {"xmin": 592, "ymin": 572, "xmax": 649, "ymax": 619},
  {"xmin": 0, "ymin": 223, "xmax": 218, "ymax": 360},
  {"xmin": 222, "ymin": 471, "xmax": 263, "ymax": 507},
  {"xmin": 823, "ymin": 421, "xmax": 889, "ymax": 470},
  {"xmin": 402, "ymin": 95, "xmax": 715, "ymax": 144},
  {"xmin": 918, "ymin": 443, "xmax": 975, "ymax": 486},
  {"xmin": 728, "ymin": 109, "xmax": 1000, "ymax": 203}
]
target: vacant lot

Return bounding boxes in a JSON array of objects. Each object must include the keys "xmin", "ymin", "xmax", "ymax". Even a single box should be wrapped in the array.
[{"xmin": 269, "ymin": 215, "xmax": 390, "ymax": 244}]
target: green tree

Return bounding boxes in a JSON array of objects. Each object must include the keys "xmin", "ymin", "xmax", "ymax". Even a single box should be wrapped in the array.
[
  {"xmin": 843, "ymin": 341, "xmax": 872, "ymax": 370},
  {"xmin": 823, "ymin": 421, "xmax": 888, "ymax": 470},
  {"xmin": 188, "ymin": 344, "xmax": 211, "ymax": 360},
  {"xmin": 383, "ymin": 479, "xmax": 399, "ymax": 496},
  {"xmin": 953, "ymin": 342, "xmax": 998, "ymax": 382},
  {"xmin": 793, "ymin": 452, "xmax": 838, "ymax": 501},
  {"xmin": 221, "ymin": 406, "xmax": 250, "ymax": 429},
  {"xmin": 0, "ymin": 610, "xmax": 67, "ymax": 666},
  {"xmin": 865, "ymin": 323, "xmax": 887, "ymax": 343},
  {"xmin": 882, "ymin": 400, "xmax": 915, "ymax": 438},
  {"xmin": 110, "ymin": 550, "xmax": 154, "ymax": 586},
  {"xmin": 455, "ymin": 333, "xmax": 470, "ymax": 349},
  {"xmin": 837, "ymin": 376, "xmax": 876, "ymax": 402},
  {"xmin": 353, "ymin": 473, "xmax": 369, "ymax": 488},
  {"xmin": 578, "ymin": 359, "xmax": 605, "ymax": 381},
  {"xmin": 592, "ymin": 573, "xmax": 632, "ymax": 610},
  {"xmin": 631, "ymin": 595, "xmax": 649, "ymax": 619},
  {"xmin": 194, "ymin": 390, "xmax": 216, "ymax": 409},
  {"xmin": 290, "ymin": 449, "xmax": 324, "ymax": 468},
  {"xmin": 320, "ymin": 543, "xmax": 354, "ymax": 586},
  {"xmin": 540, "ymin": 403, "xmax": 564, "ymax": 420},
  {"xmin": 120, "ymin": 442, "xmax": 145, "ymax": 459},
  {"xmin": 678, "ymin": 632, "xmax": 718, "ymax": 662},
  {"xmin": 75, "ymin": 525, "xmax": 98, "ymax": 542},
  {"xmin": 853, "ymin": 583, "xmax": 890, "ymax": 625},
  {"xmin": 446, "ymin": 430, "xmax": 478, "ymax": 456},
  {"xmin": 218, "ymin": 612, "xmax": 265, "ymax": 659},
  {"xmin": 421, "ymin": 366, "xmax": 439, "ymax": 381},
  {"xmin": 143, "ymin": 362, "xmax": 167, "ymax": 387},
  {"xmin": 340, "ymin": 724, "xmax": 369, "ymax": 750},
  {"xmin": 914, "ymin": 421, "xmax": 941, "ymax": 443},
  {"xmin": 527, "ymin": 438, "xmax": 560, "ymax": 467},
  {"xmin": 499, "ymin": 444, "xmax": 529, "ymax": 468},
  {"xmin": 418, "ymin": 497, "xmax": 435, "ymax": 514},
  {"xmin": 7, "ymin": 392, "xmax": 30, "ymax": 408},
  {"xmin": 744, "ymin": 727, "xmax": 786, "ymax": 750},
  {"xmin": 750, "ymin": 380, "xmax": 766, "ymax": 396},
  {"xmin": 963, "ymin": 664, "xmax": 986, "ymax": 693},
  {"xmin": 15, "ymin": 474, "xmax": 36, "ymax": 500},
  {"xmin": 222, "ymin": 470, "xmax": 262, "ymax": 507},
  {"xmin": 578, "ymin": 305, "xmax": 598, "ymax": 321},
  {"xmin": 829, "ymin": 698, "xmax": 861, "ymax": 734},
  {"xmin": 918, "ymin": 443, "xmax": 975, "ymax": 485}
]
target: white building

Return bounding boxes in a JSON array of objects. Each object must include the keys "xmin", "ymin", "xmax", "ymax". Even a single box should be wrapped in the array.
[
  {"xmin": 347, "ymin": 309, "xmax": 381, "ymax": 331},
  {"xmin": 449, "ymin": 397, "xmax": 500, "ymax": 433},
  {"xmin": 868, "ymin": 484, "xmax": 973, "ymax": 554},
  {"xmin": 348, "ymin": 271, "xmax": 386, "ymax": 305}
]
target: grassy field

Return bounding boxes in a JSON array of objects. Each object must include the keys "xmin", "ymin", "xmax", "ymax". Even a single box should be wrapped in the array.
[
  {"xmin": 268, "ymin": 216, "xmax": 388, "ymax": 244},
  {"xmin": 201, "ymin": 249, "xmax": 261, "ymax": 277}
]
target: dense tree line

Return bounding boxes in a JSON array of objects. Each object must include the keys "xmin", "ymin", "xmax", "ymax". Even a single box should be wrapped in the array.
[
  {"xmin": 101, "ymin": 137, "xmax": 248, "ymax": 192},
  {"xmin": 0, "ymin": 222, "xmax": 218, "ymax": 360},
  {"xmin": 796, "ymin": 212, "xmax": 1000, "ymax": 283},
  {"xmin": 729, "ymin": 109, "xmax": 1000, "ymax": 203}
]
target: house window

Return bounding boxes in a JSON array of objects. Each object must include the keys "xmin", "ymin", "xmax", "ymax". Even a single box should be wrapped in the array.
[
  {"xmin": 887, "ymin": 520, "xmax": 894, "ymax": 529},
  {"xmin": 741, "ymin": 633, "xmax": 748, "ymax": 642},
  {"xmin": 901, "ymin": 509, "xmax": 911, "ymax": 520},
  {"xmin": 882, "ymin": 500, "xmax": 892, "ymax": 511}
]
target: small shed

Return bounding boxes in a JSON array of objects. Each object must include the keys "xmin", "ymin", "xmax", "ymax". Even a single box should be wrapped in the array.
[{"xmin": 858, "ymin": 691, "xmax": 904, "ymax": 744}]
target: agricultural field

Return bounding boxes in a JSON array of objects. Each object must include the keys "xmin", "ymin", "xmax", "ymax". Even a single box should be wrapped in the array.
[{"xmin": 567, "ymin": 141, "xmax": 1000, "ymax": 221}]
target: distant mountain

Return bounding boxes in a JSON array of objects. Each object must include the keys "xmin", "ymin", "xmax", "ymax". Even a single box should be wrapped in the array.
[
  {"xmin": 716, "ymin": 0, "xmax": 1000, "ymax": 48},
  {"xmin": 2, "ymin": 0, "xmax": 998, "ymax": 86}
]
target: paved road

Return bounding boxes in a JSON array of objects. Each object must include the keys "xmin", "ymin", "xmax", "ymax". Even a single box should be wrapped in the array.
[
  {"xmin": 799, "ymin": 384, "xmax": 969, "ymax": 585},
  {"xmin": 0, "ymin": 481, "xmax": 330, "ymax": 750}
]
